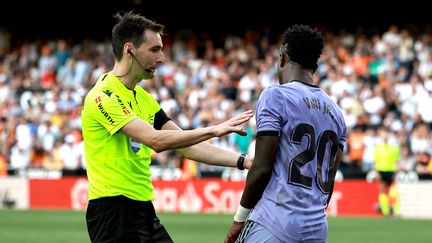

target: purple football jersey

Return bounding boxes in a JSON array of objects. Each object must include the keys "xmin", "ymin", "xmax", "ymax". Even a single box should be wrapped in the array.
[{"xmin": 249, "ymin": 81, "xmax": 346, "ymax": 242}]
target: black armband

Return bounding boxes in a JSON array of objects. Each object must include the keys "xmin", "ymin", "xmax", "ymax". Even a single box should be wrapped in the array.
[{"xmin": 154, "ymin": 108, "xmax": 171, "ymax": 130}]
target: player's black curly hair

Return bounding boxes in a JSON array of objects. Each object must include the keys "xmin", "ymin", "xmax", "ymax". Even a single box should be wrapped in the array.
[{"xmin": 281, "ymin": 24, "xmax": 324, "ymax": 70}]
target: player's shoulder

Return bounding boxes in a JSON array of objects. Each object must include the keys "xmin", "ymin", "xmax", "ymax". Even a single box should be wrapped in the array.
[
  {"xmin": 264, "ymin": 82, "xmax": 310, "ymax": 97},
  {"xmin": 261, "ymin": 84, "xmax": 285, "ymax": 96}
]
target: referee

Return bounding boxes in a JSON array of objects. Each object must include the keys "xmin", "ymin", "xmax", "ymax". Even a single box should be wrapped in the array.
[{"xmin": 82, "ymin": 11, "xmax": 253, "ymax": 243}]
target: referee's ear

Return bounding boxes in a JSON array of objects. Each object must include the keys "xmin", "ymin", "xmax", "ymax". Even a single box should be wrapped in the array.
[{"xmin": 123, "ymin": 43, "xmax": 134, "ymax": 55}]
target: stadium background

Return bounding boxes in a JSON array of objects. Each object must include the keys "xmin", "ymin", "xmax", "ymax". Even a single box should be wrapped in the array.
[
  {"xmin": 1, "ymin": 0, "xmax": 430, "ymax": 39},
  {"xmin": 1, "ymin": 1, "xmax": 432, "ymax": 242}
]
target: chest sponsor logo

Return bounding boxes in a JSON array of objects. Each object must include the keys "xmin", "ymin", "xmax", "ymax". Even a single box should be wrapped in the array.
[{"xmin": 130, "ymin": 138, "xmax": 142, "ymax": 153}]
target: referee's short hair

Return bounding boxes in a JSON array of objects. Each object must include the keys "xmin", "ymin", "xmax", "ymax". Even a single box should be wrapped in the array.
[{"xmin": 111, "ymin": 11, "xmax": 164, "ymax": 61}]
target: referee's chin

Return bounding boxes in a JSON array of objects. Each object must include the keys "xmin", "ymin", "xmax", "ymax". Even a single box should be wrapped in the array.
[{"xmin": 140, "ymin": 72, "xmax": 154, "ymax": 81}]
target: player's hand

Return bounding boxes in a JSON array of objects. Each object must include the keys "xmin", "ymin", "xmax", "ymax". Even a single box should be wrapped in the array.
[
  {"xmin": 224, "ymin": 221, "xmax": 245, "ymax": 243},
  {"xmin": 212, "ymin": 110, "xmax": 253, "ymax": 137}
]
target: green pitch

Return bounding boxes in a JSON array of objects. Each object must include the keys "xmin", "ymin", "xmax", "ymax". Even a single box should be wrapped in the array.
[{"xmin": 0, "ymin": 210, "xmax": 430, "ymax": 243}]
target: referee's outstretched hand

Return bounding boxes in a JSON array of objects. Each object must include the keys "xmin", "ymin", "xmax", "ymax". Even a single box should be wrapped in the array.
[{"xmin": 210, "ymin": 110, "xmax": 253, "ymax": 137}]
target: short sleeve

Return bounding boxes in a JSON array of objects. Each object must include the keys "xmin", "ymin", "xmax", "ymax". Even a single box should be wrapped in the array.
[
  {"xmin": 88, "ymin": 89, "xmax": 137, "ymax": 135},
  {"xmin": 256, "ymin": 86, "xmax": 285, "ymax": 135},
  {"xmin": 339, "ymin": 122, "xmax": 347, "ymax": 150}
]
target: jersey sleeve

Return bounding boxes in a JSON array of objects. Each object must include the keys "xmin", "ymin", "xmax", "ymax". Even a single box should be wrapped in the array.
[
  {"xmin": 89, "ymin": 89, "xmax": 138, "ymax": 135},
  {"xmin": 338, "ymin": 122, "xmax": 347, "ymax": 150},
  {"xmin": 256, "ymin": 86, "xmax": 285, "ymax": 136}
]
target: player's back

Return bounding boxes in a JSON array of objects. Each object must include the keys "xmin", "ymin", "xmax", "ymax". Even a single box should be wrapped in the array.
[{"xmin": 249, "ymin": 80, "xmax": 346, "ymax": 242}]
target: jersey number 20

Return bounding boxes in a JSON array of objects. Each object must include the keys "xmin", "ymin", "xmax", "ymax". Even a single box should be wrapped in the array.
[{"xmin": 288, "ymin": 123, "xmax": 338, "ymax": 194}]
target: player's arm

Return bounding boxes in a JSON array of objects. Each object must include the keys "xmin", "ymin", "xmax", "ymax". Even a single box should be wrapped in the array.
[
  {"xmin": 225, "ymin": 134, "xmax": 277, "ymax": 243},
  {"xmin": 326, "ymin": 147, "xmax": 343, "ymax": 207},
  {"xmin": 161, "ymin": 120, "xmax": 253, "ymax": 169},
  {"xmin": 238, "ymin": 133, "xmax": 278, "ymax": 209},
  {"xmin": 226, "ymin": 87, "xmax": 281, "ymax": 243},
  {"xmin": 121, "ymin": 110, "xmax": 253, "ymax": 153},
  {"xmin": 235, "ymin": 86, "xmax": 282, "ymax": 211}
]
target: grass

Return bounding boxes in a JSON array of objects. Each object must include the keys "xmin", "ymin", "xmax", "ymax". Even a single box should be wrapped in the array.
[
  {"xmin": 0, "ymin": 210, "xmax": 430, "ymax": 243},
  {"xmin": 0, "ymin": 210, "xmax": 88, "ymax": 243}
]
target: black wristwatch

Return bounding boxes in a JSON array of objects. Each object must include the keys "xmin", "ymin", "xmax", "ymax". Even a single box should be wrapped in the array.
[{"xmin": 237, "ymin": 153, "xmax": 246, "ymax": 170}]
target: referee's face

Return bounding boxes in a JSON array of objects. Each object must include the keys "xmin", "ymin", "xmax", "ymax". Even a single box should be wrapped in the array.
[{"xmin": 134, "ymin": 30, "xmax": 165, "ymax": 80}]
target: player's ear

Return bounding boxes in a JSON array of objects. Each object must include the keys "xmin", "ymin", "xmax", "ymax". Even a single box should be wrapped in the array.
[
  {"xmin": 279, "ymin": 53, "xmax": 286, "ymax": 68},
  {"xmin": 313, "ymin": 63, "xmax": 318, "ymax": 73}
]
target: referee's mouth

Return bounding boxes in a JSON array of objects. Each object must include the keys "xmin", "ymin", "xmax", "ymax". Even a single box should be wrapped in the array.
[{"xmin": 145, "ymin": 68, "xmax": 155, "ymax": 74}]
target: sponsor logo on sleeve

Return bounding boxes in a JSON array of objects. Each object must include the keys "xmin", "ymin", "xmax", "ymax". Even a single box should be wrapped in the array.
[
  {"xmin": 115, "ymin": 95, "xmax": 130, "ymax": 114},
  {"xmin": 97, "ymin": 102, "xmax": 115, "ymax": 125}
]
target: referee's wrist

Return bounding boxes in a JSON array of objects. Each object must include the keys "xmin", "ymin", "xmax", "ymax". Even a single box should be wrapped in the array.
[
  {"xmin": 234, "ymin": 204, "xmax": 251, "ymax": 222},
  {"xmin": 237, "ymin": 153, "xmax": 246, "ymax": 170}
]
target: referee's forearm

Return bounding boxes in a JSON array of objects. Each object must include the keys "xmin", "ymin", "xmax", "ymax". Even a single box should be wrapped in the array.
[
  {"xmin": 179, "ymin": 142, "xmax": 239, "ymax": 167},
  {"xmin": 152, "ymin": 128, "xmax": 214, "ymax": 152}
]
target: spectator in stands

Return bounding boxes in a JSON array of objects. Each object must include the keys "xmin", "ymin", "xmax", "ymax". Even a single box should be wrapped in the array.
[
  {"xmin": 361, "ymin": 128, "xmax": 379, "ymax": 173},
  {"xmin": 81, "ymin": 11, "xmax": 254, "ymax": 243},
  {"xmin": 0, "ymin": 153, "xmax": 6, "ymax": 176},
  {"xmin": 0, "ymin": 2, "xmax": 431, "ymax": 195},
  {"xmin": 347, "ymin": 125, "xmax": 365, "ymax": 169},
  {"xmin": 415, "ymin": 152, "xmax": 432, "ymax": 178}
]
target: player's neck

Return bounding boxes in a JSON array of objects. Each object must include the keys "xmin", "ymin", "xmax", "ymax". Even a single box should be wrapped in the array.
[{"xmin": 283, "ymin": 69, "xmax": 313, "ymax": 85}]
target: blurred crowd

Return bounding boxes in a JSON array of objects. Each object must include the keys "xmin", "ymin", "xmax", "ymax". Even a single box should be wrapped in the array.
[{"xmin": 0, "ymin": 24, "xmax": 431, "ymax": 180}]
